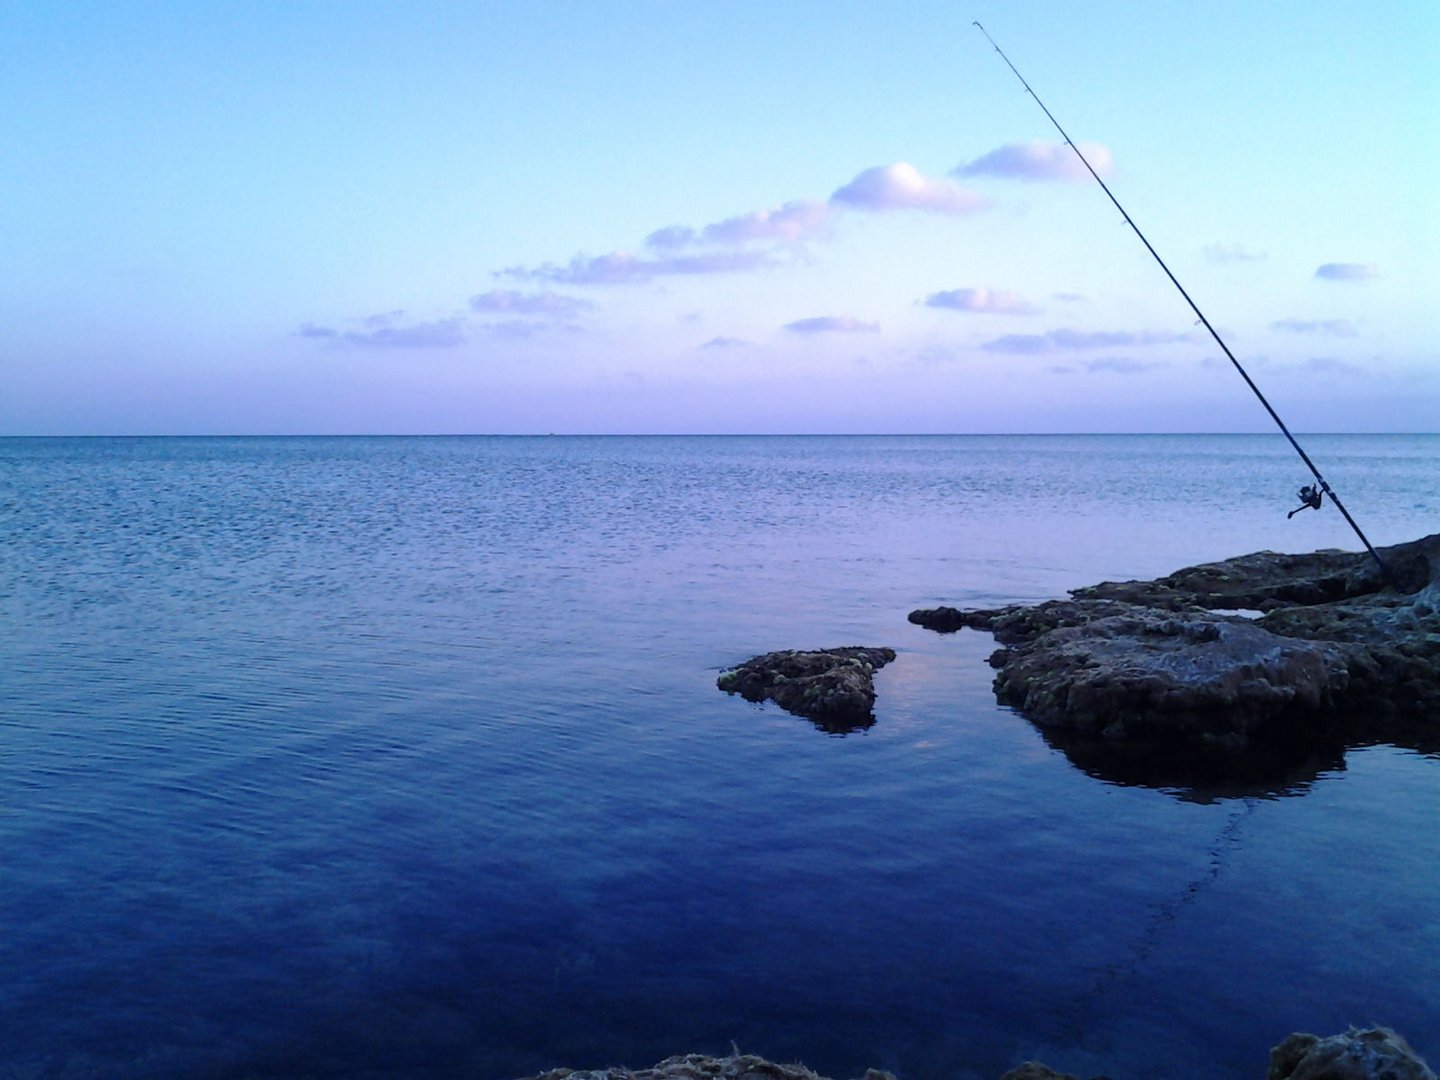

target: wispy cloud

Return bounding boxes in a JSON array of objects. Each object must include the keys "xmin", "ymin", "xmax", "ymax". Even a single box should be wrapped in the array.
[
  {"xmin": 1271, "ymin": 317, "xmax": 1358, "ymax": 338},
  {"xmin": 1315, "ymin": 262, "xmax": 1379, "ymax": 281},
  {"xmin": 649, "ymin": 199, "xmax": 831, "ymax": 249},
  {"xmin": 830, "ymin": 163, "xmax": 988, "ymax": 214},
  {"xmin": 1204, "ymin": 242, "xmax": 1267, "ymax": 264},
  {"xmin": 924, "ymin": 287, "xmax": 1034, "ymax": 315},
  {"xmin": 501, "ymin": 249, "xmax": 777, "ymax": 286},
  {"xmin": 468, "ymin": 289, "xmax": 593, "ymax": 316},
  {"xmin": 700, "ymin": 336, "xmax": 753, "ymax": 349},
  {"xmin": 298, "ymin": 314, "xmax": 468, "ymax": 348},
  {"xmin": 955, "ymin": 140, "xmax": 1113, "ymax": 183},
  {"xmin": 504, "ymin": 162, "xmax": 988, "ymax": 288},
  {"xmin": 473, "ymin": 319, "xmax": 584, "ymax": 339},
  {"xmin": 1086, "ymin": 357, "xmax": 1163, "ymax": 373},
  {"xmin": 784, "ymin": 316, "xmax": 879, "ymax": 334},
  {"xmin": 981, "ymin": 327, "xmax": 1195, "ymax": 354}
]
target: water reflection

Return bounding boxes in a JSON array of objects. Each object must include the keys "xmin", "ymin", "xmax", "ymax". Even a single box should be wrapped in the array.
[
  {"xmin": 1034, "ymin": 718, "xmax": 1440, "ymax": 802},
  {"xmin": 1032, "ymin": 722, "xmax": 1347, "ymax": 802}
]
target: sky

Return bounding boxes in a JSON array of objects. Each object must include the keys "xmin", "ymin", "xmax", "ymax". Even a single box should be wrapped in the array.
[{"xmin": 2, "ymin": 0, "xmax": 1436, "ymax": 435}]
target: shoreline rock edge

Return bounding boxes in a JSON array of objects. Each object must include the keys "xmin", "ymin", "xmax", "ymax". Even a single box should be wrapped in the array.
[
  {"xmin": 909, "ymin": 533, "xmax": 1440, "ymax": 750},
  {"xmin": 514, "ymin": 1025, "xmax": 1435, "ymax": 1079}
]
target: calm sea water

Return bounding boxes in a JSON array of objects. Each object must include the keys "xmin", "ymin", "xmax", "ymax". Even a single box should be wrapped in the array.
[{"xmin": 2, "ymin": 434, "xmax": 1437, "ymax": 1080}]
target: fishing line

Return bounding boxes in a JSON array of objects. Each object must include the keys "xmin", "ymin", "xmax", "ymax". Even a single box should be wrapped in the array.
[
  {"xmin": 972, "ymin": 23, "xmax": 1393, "ymax": 584},
  {"xmin": 1060, "ymin": 797, "xmax": 1260, "ymax": 1045}
]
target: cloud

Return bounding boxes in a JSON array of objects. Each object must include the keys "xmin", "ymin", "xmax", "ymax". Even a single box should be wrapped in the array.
[
  {"xmin": 645, "ymin": 224, "xmax": 698, "ymax": 250},
  {"xmin": 468, "ymin": 289, "xmax": 593, "ymax": 316},
  {"xmin": 296, "ymin": 314, "xmax": 467, "ymax": 348},
  {"xmin": 647, "ymin": 200, "xmax": 830, "ymax": 251},
  {"xmin": 982, "ymin": 327, "xmax": 1195, "ymax": 354},
  {"xmin": 1271, "ymin": 318, "xmax": 1358, "ymax": 338},
  {"xmin": 784, "ymin": 316, "xmax": 879, "ymax": 335},
  {"xmin": 1204, "ymin": 243, "xmax": 1267, "ymax": 264},
  {"xmin": 830, "ymin": 163, "xmax": 988, "ymax": 214},
  {"xmin": 502, "ymin": 248, "xmax": 776, "ymax": 286},
  {"xmin": 1086, "ymin": 357, "xmax": 1163, "ymax": 373},
  {"xmin": 1315, "ymin": 262, "xmax": 1379, "ymax": 281},
  {"xmin": 955, "ymin": 140, "xmax": 1114, "ymax": 183},
  {"xmin": 342, "ymin": 318, "xmax": 467, "ymax": 348},
  {"xmin": 364, "ymin": 309, "xmax": 406, "ymax": 328},
  {"xmin": 505, "ymin": 162, "xmax": 983, "ymax": 289},
  {"xmin": 924, "ymin": 287, "xmax": 1035, "ymax": 315},
  {"xmin": 700, "ymin": 336, "xmax": 753, "ymax": 349},
  {"xmin": 704, "ymin": 199, "xmax": 831, "ymax": 245},
  {"xmin": 473, "ymin": 318, "xmax": 584, "ymax": 339}
]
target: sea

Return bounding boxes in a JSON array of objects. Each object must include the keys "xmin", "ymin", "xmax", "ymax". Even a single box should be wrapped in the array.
[{"xmin": 1, "ymin": 434, "xmax": 1437, "ymax": 1080}]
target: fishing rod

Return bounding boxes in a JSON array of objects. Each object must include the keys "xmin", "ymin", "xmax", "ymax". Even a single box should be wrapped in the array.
[{"xmin": 972, "ymin": 22, "xmax": 1394, "ymax": 585}]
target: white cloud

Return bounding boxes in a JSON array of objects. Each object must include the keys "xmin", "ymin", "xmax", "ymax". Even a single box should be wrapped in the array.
[
  {"xmin": 982, "ymin": 327, "xmax": 1196, "ymax": 354},
  {"xmin": 924, "ymin": 288, "xmax": 1034, "ymax": 315},
  {"xmin": 955, "ymin": 140, "xmax": 1113, "ymax": 183},
  {"xmin": 1087, "ymin": 357, "xmax": 1163, "ymax": 373},
  {"xmin": 297, "ymin": 315, "xmax": 468, "ymax": 348},
  {"xmin": 647, "ymin": 201, "xmax": 829, "ymax": 251},
  {"xmin": 702, "ymin": 199, "xmax": 831, "ymax": 245},
  {"xmin": 699, "ymin": 336, "xmax": 753, "ymax": 349},
  {"xmin": 784, "ymin": 316, "xmax": 879, "ymax": 334},
  {"xmin": 645, "ymin": 224, "xmax": 698, "ymax": 250},
  {"xmin": 468, "ymin": 289, "xmax": 593, "ymax": 316},
  {"xmin": 830, "ymin": 163, "xmax": 988, "ymax": 214},
  {"xmin": 502, "ymin": 249, "xmax": 777, "ymax": 286},
  {"xmin": 1315, "ymin": 262, "xmax": 1379, "ymax": 281}
]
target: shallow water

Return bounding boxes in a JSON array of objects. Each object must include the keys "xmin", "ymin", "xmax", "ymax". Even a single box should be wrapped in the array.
[{"xmin": 1, "ymin": 434, "xmax": 1437, "ymax": 1079}]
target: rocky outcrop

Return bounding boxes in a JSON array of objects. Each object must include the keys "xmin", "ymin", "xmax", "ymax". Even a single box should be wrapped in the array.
[
  {"xmin": 1269, "ymin": 1027, "xmax": 1435, "ymax": 1080},
  {"xmin": 910, "ymin": 534, "xmax": 1440, "ymax": 752},
  {"xmin": 516, "ymin": 1054, "xmax": 896, "ymax": 1080},
  {"xmin": 516, "ymin": 1028, "xmax": 1433, "ymax": 1080},
  {"xmin": 998, "ymin": 1065, "xmax": 1081, "ymax": 1080},
  {"xmin": 718, "ymin": 647, "xmax": 897, "ymax": 733}
]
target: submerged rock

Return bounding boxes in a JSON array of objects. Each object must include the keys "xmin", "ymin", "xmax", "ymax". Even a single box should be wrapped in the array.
[
  {"xmin": 1269, "ymin": 1027, "xmax": 1436, "ymax": 1080},
  {"xmin": 717, "ymin": 646, "xmax": 897, "ymax": 733},
  {"xmin": 910, "ymin": 534, "xmax": 1440, "ymax": 752},
  {"xmin": 516, "ymin": 1053, "xmax": 896, "ymax": 1080}
]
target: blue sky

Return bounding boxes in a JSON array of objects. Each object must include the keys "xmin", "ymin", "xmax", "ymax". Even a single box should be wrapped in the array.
[{"xmin": 3, "ymin": 0, "xmax": 1436, "ymax": 434}]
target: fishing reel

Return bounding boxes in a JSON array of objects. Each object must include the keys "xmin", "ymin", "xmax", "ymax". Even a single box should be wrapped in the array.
[{"xmin": 1287, "ymin": 484, "xmax": 1323, "ymax": 519}]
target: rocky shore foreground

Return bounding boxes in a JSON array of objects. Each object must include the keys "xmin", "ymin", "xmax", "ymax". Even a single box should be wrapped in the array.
[
  {"xmin": 517, "ymin": 1025, "xmax": 1435, "ymax": 1080},
  {"xmin": 910, "ymin": 533, "xmax": 1440, "ymax": 753}
]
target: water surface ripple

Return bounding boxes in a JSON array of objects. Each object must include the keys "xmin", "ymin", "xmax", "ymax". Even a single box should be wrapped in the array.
[{"xmin": 1, "ymin": 435, "xmax": 1437, "ymax": 1079}]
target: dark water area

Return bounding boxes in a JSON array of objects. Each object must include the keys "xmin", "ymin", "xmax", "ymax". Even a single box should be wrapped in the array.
[{"xmin": 2, "ymin": 434, "xmax": 1437, "ymax": 1079}]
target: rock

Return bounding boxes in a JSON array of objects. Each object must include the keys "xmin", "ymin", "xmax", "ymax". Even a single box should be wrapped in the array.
[
  {"xmin": 718, "ymin": 647, "xmax": 897, "ymax": 733},
  {"xmin": 517, "ymin": 1028, "xmax": 1431, "ymax": 1080},
  {"xmin": 989, "ymin": 607, "xmax": 1353, "ymax": 747},
  {"xmin": 1269, "ymin": 1027, "xmax": 1436, "ymax": 1080},
  {"xmin": 998, "ymin": 1064, "xmax": 1080, "ymax": 1080},
  {"xmin": 910, "ymin": 534, "xmax": 1440, "ymax": 753},
  {"xmin": 515, "ymin": 1053, "xmax": 896, "ymax": 1080}
]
